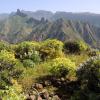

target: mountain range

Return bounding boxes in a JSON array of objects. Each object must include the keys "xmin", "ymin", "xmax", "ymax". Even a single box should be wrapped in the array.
[{"xmin": 0, "ymin": 9, "xmax": 100, "ymax": 49}]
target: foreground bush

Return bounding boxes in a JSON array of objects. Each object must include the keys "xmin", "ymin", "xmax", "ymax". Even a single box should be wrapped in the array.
[
  {"xmin": 23, "ymin": 59, "xmax": 35, "ymax": 68},
  {"xmin": 0, "ymin": 50, "xmax": 24, "ymax": 88},
  {"xmin": 71, "ymin": 56, "xmax": 100, "ymax": 100},
  {"xmin": 77, "ymin": 56, "xmax": 100, "ymax": 91},
  {"xmin": 0, "ymin": 80, "xmax": 25, "ymax": 100},
  {"xmin": 0, "ymin": 41, "xmax": 11, "ymax": 51},
  {"xmin": 40, "ymin": 39, "xmax": 64, "ymax": 60},
  {"xmin": 15, "ymin": 41, "xmax": 40, "ymax": 60},
  {"xmin": 49, "ymin": 58, "xmax": 76, "ymax": 78}
]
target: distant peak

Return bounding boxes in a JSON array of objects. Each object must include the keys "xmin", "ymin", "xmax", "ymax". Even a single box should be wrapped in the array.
[
  {"xmin": 15, "ymin": 9, "xmax": 27, "ymax": 17},
  {"xmin": 17, "ymin": 9, "xmax": 20, "ymax": 13}
]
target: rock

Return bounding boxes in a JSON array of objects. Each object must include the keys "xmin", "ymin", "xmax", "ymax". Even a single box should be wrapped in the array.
[
  {"xmin": 49, "ymin": 92, "xmax": 55, "ymax": 97},
  {"xmin": 26, "ymin": 94, "xmax": 36, "ymax": 100},
  {"xmin": 40, "ymin": 89, "xmax": 49, "ymax": 99},
  {"xmin": 0, "ymin": 97, "xmax": 2, "ymax": 100},
  {"xmin": 30, "ymin": 95, "xmax": 35, "ymax": 100},
  {"xmin": 26, "ymin": 95, "xmax": 42, "ymax": 100},
  {"xmin": 52, "ymin": 95, "xmax": 61, "ymax": 100},
  {"xmin": 60, "ymin": 77, "xmax": 65, "ymax": 82},
  {"xmin": 38, "ymin": 96, "xmax": 43, "ymax": 100},
  {"xmin": 26, "ymin": 96, "xmax": 32, "ymax": 100},
  {"xmin": 44, "ymin": 80, "xmax": 51, "ymax": 86},
  {"xmin": 34, "ymin": 83, "xmax": 43, "ymax": 90}
]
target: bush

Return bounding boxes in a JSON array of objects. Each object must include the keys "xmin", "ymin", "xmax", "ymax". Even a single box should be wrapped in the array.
[
  {"xmin": 15, "ymin": 41, "xmax": 40, "ymax": 60},
  {"xmin": 0, "ymin": 41, "xmax": 11, "ymax": 51},
  {"xmin": 88, "ymin": 49, "xmax": 99, "ymax": 57},
  {"xmin": 0, "ymin": 50, "xmax": 24, "ymax": 88},
  {"xmin": 40, "ymin": 39, "xmax": 64, "ymax": 60},
  {"xmin": 77, "ymin": 57, "xmax": 100, "ymax": 90},
  {"xmin": 71, "ymin": 90, "xmax": 100, "ymax": 100},
  {"xmin": 0, "ymin": 80, "xmax": 25, "ymax": 100},
  {"xmin": 73, "ymin": 56, "xmax": 100, "ymax": 100},
  {"xmin": 23, "ymin": 59, "xmax": 35, "ymax": 68},
  {"xmin": 49, "ymin": 58, "xmax": 76, "ymax": 78},
  {"xmin": 29, "ymin": 50, "xmax": 41, "ymax": 63},
  {"xmin": 64, "ymin": 41, "xmax": 88, "ymax": 53}
]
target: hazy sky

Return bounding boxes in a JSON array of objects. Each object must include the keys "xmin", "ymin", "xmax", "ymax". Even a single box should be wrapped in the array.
[{"xmin": 0, "ymin": 0, "xmax": 100, "ymax": 14}]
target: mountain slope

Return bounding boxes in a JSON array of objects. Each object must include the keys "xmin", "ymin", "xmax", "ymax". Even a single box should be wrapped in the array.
[
  {"xmin": 28, "ymin": 18, "xmax": 100, "ymax": 48},
  {"xmin": 0, "ymin": 10, "xmax": 100, "ymax": 49},
  {"xmin": 22, "ymin": 10, "xmax": 100, "ymax": 27}
]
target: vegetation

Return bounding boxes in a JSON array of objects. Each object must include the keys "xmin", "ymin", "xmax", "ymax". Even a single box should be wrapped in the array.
[
  {"xmin": 0, "ymin": 39, "xmax": 99, "ymax": 100},
  {"xmin": 49, "ymin": 58, "xmax": 76, "ymax": 77},
  {"xmin": 64, "ymin": 40, "xmax": 88, "ymax": 53},
  {"xmin": 71, "ymin": 56, "xmax": 100, "ymax": 100}
]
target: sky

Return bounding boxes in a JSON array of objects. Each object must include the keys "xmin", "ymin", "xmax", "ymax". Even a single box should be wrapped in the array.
[{"xmin": 0, "ymin": 0, "xmax": 100, "ymax": 14}]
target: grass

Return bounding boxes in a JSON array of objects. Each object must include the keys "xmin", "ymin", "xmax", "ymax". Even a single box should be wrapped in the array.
[{"xmin": 66, "ymin": 52, "xmax": 89, "ymax": 66}]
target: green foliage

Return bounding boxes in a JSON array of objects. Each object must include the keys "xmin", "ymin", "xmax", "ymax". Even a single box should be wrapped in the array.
[
  {"xmin": 0, "ymin": 39, "xmax": 99, "ymax": 99},
  {"xmin": 0, "ymin": 50, "xmax": 23, "ymax": 88},
  {"xmin": 40, "ymin": 39, "xmax": 64, "ymax": 60},
  {"xmin": 0, "ymin": 80, "xmax": 25, "ymax": 100},
  {"xmin": 0, "ymin": 41, "xmax": 11, "ymax": 51},
  {"xmin": 71, "ymin": 90, "xmax": 100, "ymax": 100},
  {"xmin": 15, "ymin": 42, "xmax": 40, "ymax": 62},
  {"xmin": 72, "ymin": 57, "xmax": 100, "ymax": 100},
  {"xmin": 15, "ymin": 41, "xmax": 40, "ymax": 59},
  {"xmin": 87, "ymin": 49, "xmax": 99, "ymax": 57},
  {"xmin": 77, "ymin": 57, "xmax": 100, "ymax": 88},
  {"xmin": 49, "ymin": 58, "xmax": 76, "ymax": 77},
  {"xmin": 29, "ymin": 50, "xmax": 41, "ymax": 63},
  {"xmin": 64, "ymin": 40, "xmax": 88, "ymax": 53},
  {"xmin": 79, "ymin": 40, "xmax": 88, "ymax": 51},
  {"xmin": 23, "ymin": 59, "xmax": 35, "ymax": 68},
  {"xmin": 15, "ymin": 41, "xmax": 41, "ymax": 68}
]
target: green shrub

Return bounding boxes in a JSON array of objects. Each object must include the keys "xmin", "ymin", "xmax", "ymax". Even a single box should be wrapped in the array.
[
  {"xmin": 15, "ymin": 41, "xmax": 40, "ymax": 60},
  {"xmin": 77, "ymin": 57, "xmax": 100, "ymax": 90},
  {"xmin": 23, "ymin": 59, "xmax": 35, "ymax": 68},
  {"xmin": 0, "ymin": 80, "xmax": 25, "ymax": 100},
  {"xmin": 0, "ymin": 50, "xmax": 24, "ymax": 88},
  {"xmin": 0, "ymin": 41, "xmax": 11, "ymax": 51},
  {"xmin": 29, "ymin": 50, "xmax": 41, "ymax": 63},
  {"xmin": 88, "ymin": 49, "xmax": 99, "ymax": 57},
  {"xmin": 71, "ymin": 90, "xmax": 100, "ymax": 100},
  {"xmin": 49, "ymin": 58, "xmax": 76, "ymax": 78},
  {"xmin": 72, "ymin": 56, "xmax": 100, "ymax": 100},
  {"xmin": 64, "ymin": 40, "xmax": 88, "ymax": 53},
  {"xmin": 40, "ymin": 39, "xmax": 64, "ymax": 60}
]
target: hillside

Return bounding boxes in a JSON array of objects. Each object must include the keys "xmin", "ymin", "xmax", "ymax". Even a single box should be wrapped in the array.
[
  {"xmin": 28, "ymin": 18, "xmax": 100, "ymax": 48},
  {"xmin": 0, "ymin": 10, "xmax": 100, "ymax": 49}
]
